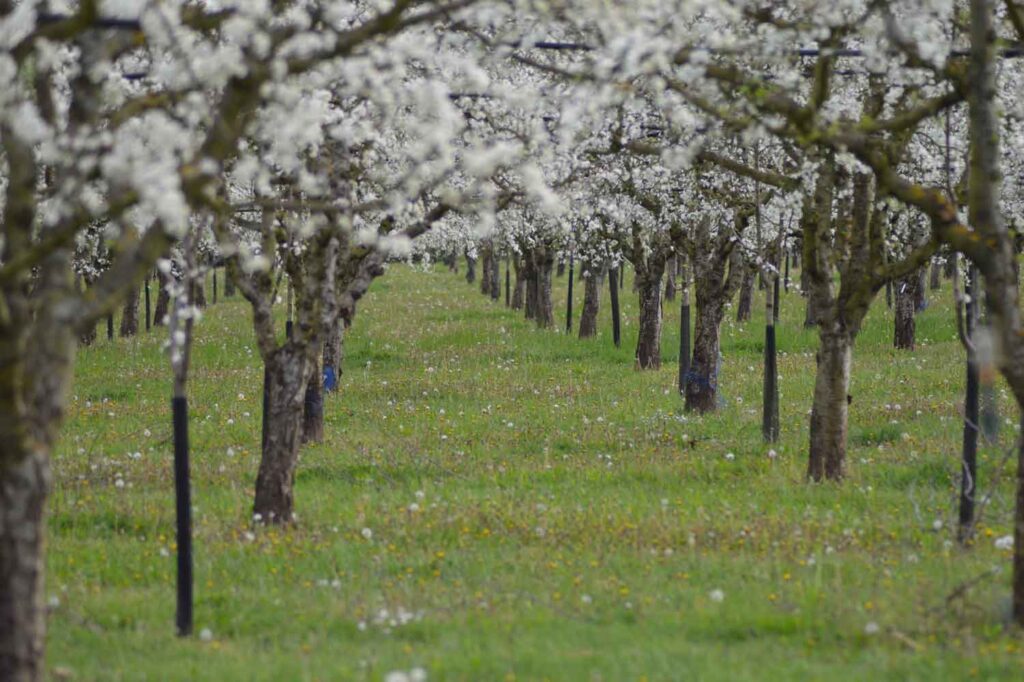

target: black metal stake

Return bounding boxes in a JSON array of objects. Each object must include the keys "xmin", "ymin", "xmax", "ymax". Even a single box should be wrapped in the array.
[
  {"xmin": 172, "ymin": 396, "xmax": 193, "ymax": 636},
  {"xmin": 609, "ymin": 267, "xmax": 621, "ymax": 348},
  {"xmin": 566, "ymin": 254, "xmax": 574, "ymax": 333}
]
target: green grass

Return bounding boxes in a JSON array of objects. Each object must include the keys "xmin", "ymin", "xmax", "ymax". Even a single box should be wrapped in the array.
[{"xmin": 47, "ymin": 264, "xmax": 1024, "ymax": 680}]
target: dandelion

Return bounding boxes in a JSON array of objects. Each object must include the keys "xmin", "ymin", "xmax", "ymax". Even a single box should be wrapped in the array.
[
  {"xmin": 361, "ymin": 527, "xmax": 373, "ymax": 540},
  {"xmin": 864, "ymin": 622, "xmax": 880, "ymax": 635},
  {"xmin": 709, "ymin": 589, "xmax": 725, "ymax": 602},
  {"xmin": 767, "ymin": 449, "xmax": 777, "ymax": 460},
  {"xmin": 724, "ymin": 452, "xmax": 735, "ymax": 461},
  {"xmin": 932, "ymin": 519, "xmax": 943, "ymax": 531},
  {"xmin": 995, "ymin": 535, "xmax": 1014, "ymax": 550},
  {"xmin": 199, "ymin": 628, "xmax": 213, "ymax": 642}
]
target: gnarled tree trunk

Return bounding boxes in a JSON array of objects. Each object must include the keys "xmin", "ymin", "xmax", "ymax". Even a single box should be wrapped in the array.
[
  {"xmin": 511, "ymin": 255, "xmax": 525, "ymax": 310},
  {"xmin": 119, "ymin": 284, "xmax": 139, "ymax": 337},
  {"xmin": 685, "ymin": 299, "xmax": 723, "ymax": 413},
  {"xmin": 253, "ymin": 348, "xmax": 314, "ymax": 523},
  {"xmin": 0, "ymin": 447, "xmax": 50, "ymax": 682},
  {"xmin": 635, "ymin": 266, "xmax": 665, "ymax": 369},
  {"xmin": 807, "ymin": 331, "xmax": 852, "ymax": 481},
  {"xmin": 153, "ymin": 269, "xmax": 171, "ymax": 327},
  {"xmin": 533, "ymin": 249, "xmax": 555, "ymax": 329},
  {"xmin": 664, "ymin": 256, "xmax": 677, "ymax": 301},
  {"xmin": 736, "ymin": 269, "xmax": 754, "ymax": 322},
  {"xmin": 578, "ymin": 266, "xmax": 602, "ymax": 339},
  {"xmin": 894, "ymin": 272, "xmax": 917, "ymax": 350}
]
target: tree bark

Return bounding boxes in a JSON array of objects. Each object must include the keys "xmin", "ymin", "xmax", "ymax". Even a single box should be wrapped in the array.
[
  {"xmin": 302, "ymin": 354, "xmax": 324, "ymax": 444},
  {"xmin": 464, "ymin": 253, "xmax": 476, "ymax": 284},
  {"xmin": 894, "ymin": 272, "xmax": 917, "ymax": 350},
  {"xmin": 523, "ymin": 251, "xmax": 537, "ymax": 320},
  {"xmin": 534, "ymin": 248, "xmax": 555, "ymax": 329},
  {"xmin": 578, "ymin": 266, "xmax": 602, "ymax": 339},
  {"xmin": 736, "ymin": 269, "xmax": 754, "ymax": 322},
  {"xmin": 322, "ymin": 323, "xmax": 344, "ymax": 393},
  {"xmin": 807, "ymin": 332, "xmax": 852, "ymax": 481},
  {"xmin": 684, "ymin": 300, "xmax": 723, "ymax": 413},
  {"xmin": 119, "ymin": 284, "xmax": 139, "ymax": 337},
  {"xmin": 480, "ymin": 244, "xmax": 492, "ymax": 297},
  {"xmin": 0, "ymin": 447, "xmax": 50, "ymax": 682},
  {"xmin": 635, "ymin": 267, "xmax": 664, "ymax": 369},
  {"xmin": 664, "ymin": 256, "xmax": 677, "ymax": 301},
  {"xmin": 489, "ymin": 250, "xmax": 500, "ymax": 302},
  {"xmin": 153, "ymin": 269, "xmax": 171, "ymax": 327},
  {"xmin": 930, "ymin": 260, "xmax": 942, "ymax": 290},
  {"xmin": 511, "ymin": 255, "xmax": 525, "ymax": 310},
  {"xmin": 253, "ymin": 348, "xmax": 313, "ymax": 523}
]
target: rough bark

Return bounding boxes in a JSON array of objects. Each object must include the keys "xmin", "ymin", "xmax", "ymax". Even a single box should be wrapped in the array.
[
  {"xmin": 223, "ymin": 270, "xmax": 236, "ymax": 297},
  {"xmin": 609, "ymin": 267, "xmax": 621, "ymax": 348},
  {"xmin": 193, "ymin": 280, "xmax": 207, "ymax": 308},
  {"xmin": 664, "ymin": 256, "xmax": 677, "ymax": 301},
  {"xmin": 489, "ymin": 250, "xmax": 500, "ymax": 302},
  {"xmin": 523, "ymin": 251, "xmax": 537, "ymax": 320},
  {"xmin": 153, "ymin": 269, "xmax": 171, "ymax": 327},
  {"xmin": 511, "ymin": 255, "xmax": 525, "ymax": 310},
  {"xmin": 302, "ymin": 354, "xmax": 324, "ymax": 445},
  {"xmin": 0, "ymin": 449, "xmax": 50, "ymax": 682},
  {"xmin": 893, "ymin": 272, "xmax": 917, "ymax": 350},
  {"xmin": 930, "ymin": 260, "xmax": 942, "ymax": 290},
  {"xmin": 253, "ymin": 348, "xmax": 314, "ymax": 522},
  {"xmin": 578, "ymin": 266, "xmax": 602, "ymax": 339},
  {"xmin": 807, "ymin": 332, "xmax": 852, "ymax": 481},
  {"xmin": 685, "ymin": 300, "xmax": 723, "ymax": 413},
  {"xmin": 635, "ymin": 266, "xmax": 665, "ymax": 369},
  {"xmin": 322, "ymin": 323, "xmax": 344, "ymax": 392},
  {"xmin": 465, "ymin": 253, "xmax": 476, "ymax": 284},
  {"xmin": 119, "ymin": 284, "xmax": 140, "ymax": 337},
  {"xmin": 480, "ymin": 245, "xmax": 492, "ymax": 297},
  {"xmin": 533, "ymin": 248, "xmax": 555, "ymax": 329},
  {"xmin": 736, "ymin": 269, "xmax": 754, "ymax": 322}
]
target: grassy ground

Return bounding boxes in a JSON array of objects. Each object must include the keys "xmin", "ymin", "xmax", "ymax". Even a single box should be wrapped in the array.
[{"xmin": 47, "ymin": 262, "xmax": 1024, "ymax": 681}]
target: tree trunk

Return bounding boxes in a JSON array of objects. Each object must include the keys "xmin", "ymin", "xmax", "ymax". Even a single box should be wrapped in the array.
[
  {"xmin": 736, "ymin": 269, "xmax": 754, "ymax": 322},
  {"xmin": 684, "ymin": 301, "xmax": 723, "ymax": 413},
  {"xmin": 153, "ymin": 269, "xmax": 171, "ymax": 327},
  {"xmin": 489, "ymin": 250, "xmax": 500, "ymax": 302},
  {"xmin": 635, "ymin": 270, "xmax": 664, "ymax": 369},
  {"xmin": 534, "ymin": 249, "xmax": 555, "ymax": 328},
  {"xmin": 807, "ymin": 332, "xmax": 852, "ymax": 481},
  {"xmin": 253, "ymin": 349, "xmax": 312, "ymax": 523},
  {"xmin": 664, "ymin": 256, "xmax": 677, "ymax": 301},
  {"xmin": 511, "ymin": 256, "xmax": 525, "ymax": 310},
  {"xmin": 119, "ymin": 284, "xmax": 139, "ymax": 337},
  {"xmin": 678, "ymin": 258, "xmax": 691, "ymax": 395},
  {"xmin": 894, "ymin": 272, "xmax": 917, "ymax": 350},
  {"xmin": 480, "ymin": 246, "xmax": 492, "ymax": 297},
  {"xmin": 0, "ymin": 447, "xmax": 50, "ymax": 682},
  {"xmin": 323, "ymin": 324, "xmax": 344, "ymax": 393},
  {"xmin": 915, "ymin": 267, "xmax": 927, "ymax": 311},
  {"xmin": 930, "ymin": 260, "xmax": 942, "ymax": 290},
  {"xmin": 224, "ymin": 270, "xmax": 236, "ymax": 297},
  {"xmin": 193, "ymin": 280, "xmax": 207, "ymax": 308},
  {"xmin": 523, "ymin": 252, "xmax": 537, "ymax": 320},
  {"xmin": 302, "ymin": 354, "xmax": 324, "ymax": 445},
  {"xmin": 578, "ymin": 267, "xmax": 602, "ymax": 339},
  {"xmin": 465, "ymin": 253, "xmax": 476, "ymax": 284}
]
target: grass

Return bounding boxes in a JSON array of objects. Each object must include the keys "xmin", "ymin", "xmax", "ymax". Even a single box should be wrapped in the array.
[{"xmin": 47, "ymin": 262, "xmax": 1024, "ymax": 680}]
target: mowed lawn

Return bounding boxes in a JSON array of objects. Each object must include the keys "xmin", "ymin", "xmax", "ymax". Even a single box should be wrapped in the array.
[{"xmin": 48, "ymin": 263, "xmax": 1024, "ymax": 680}]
